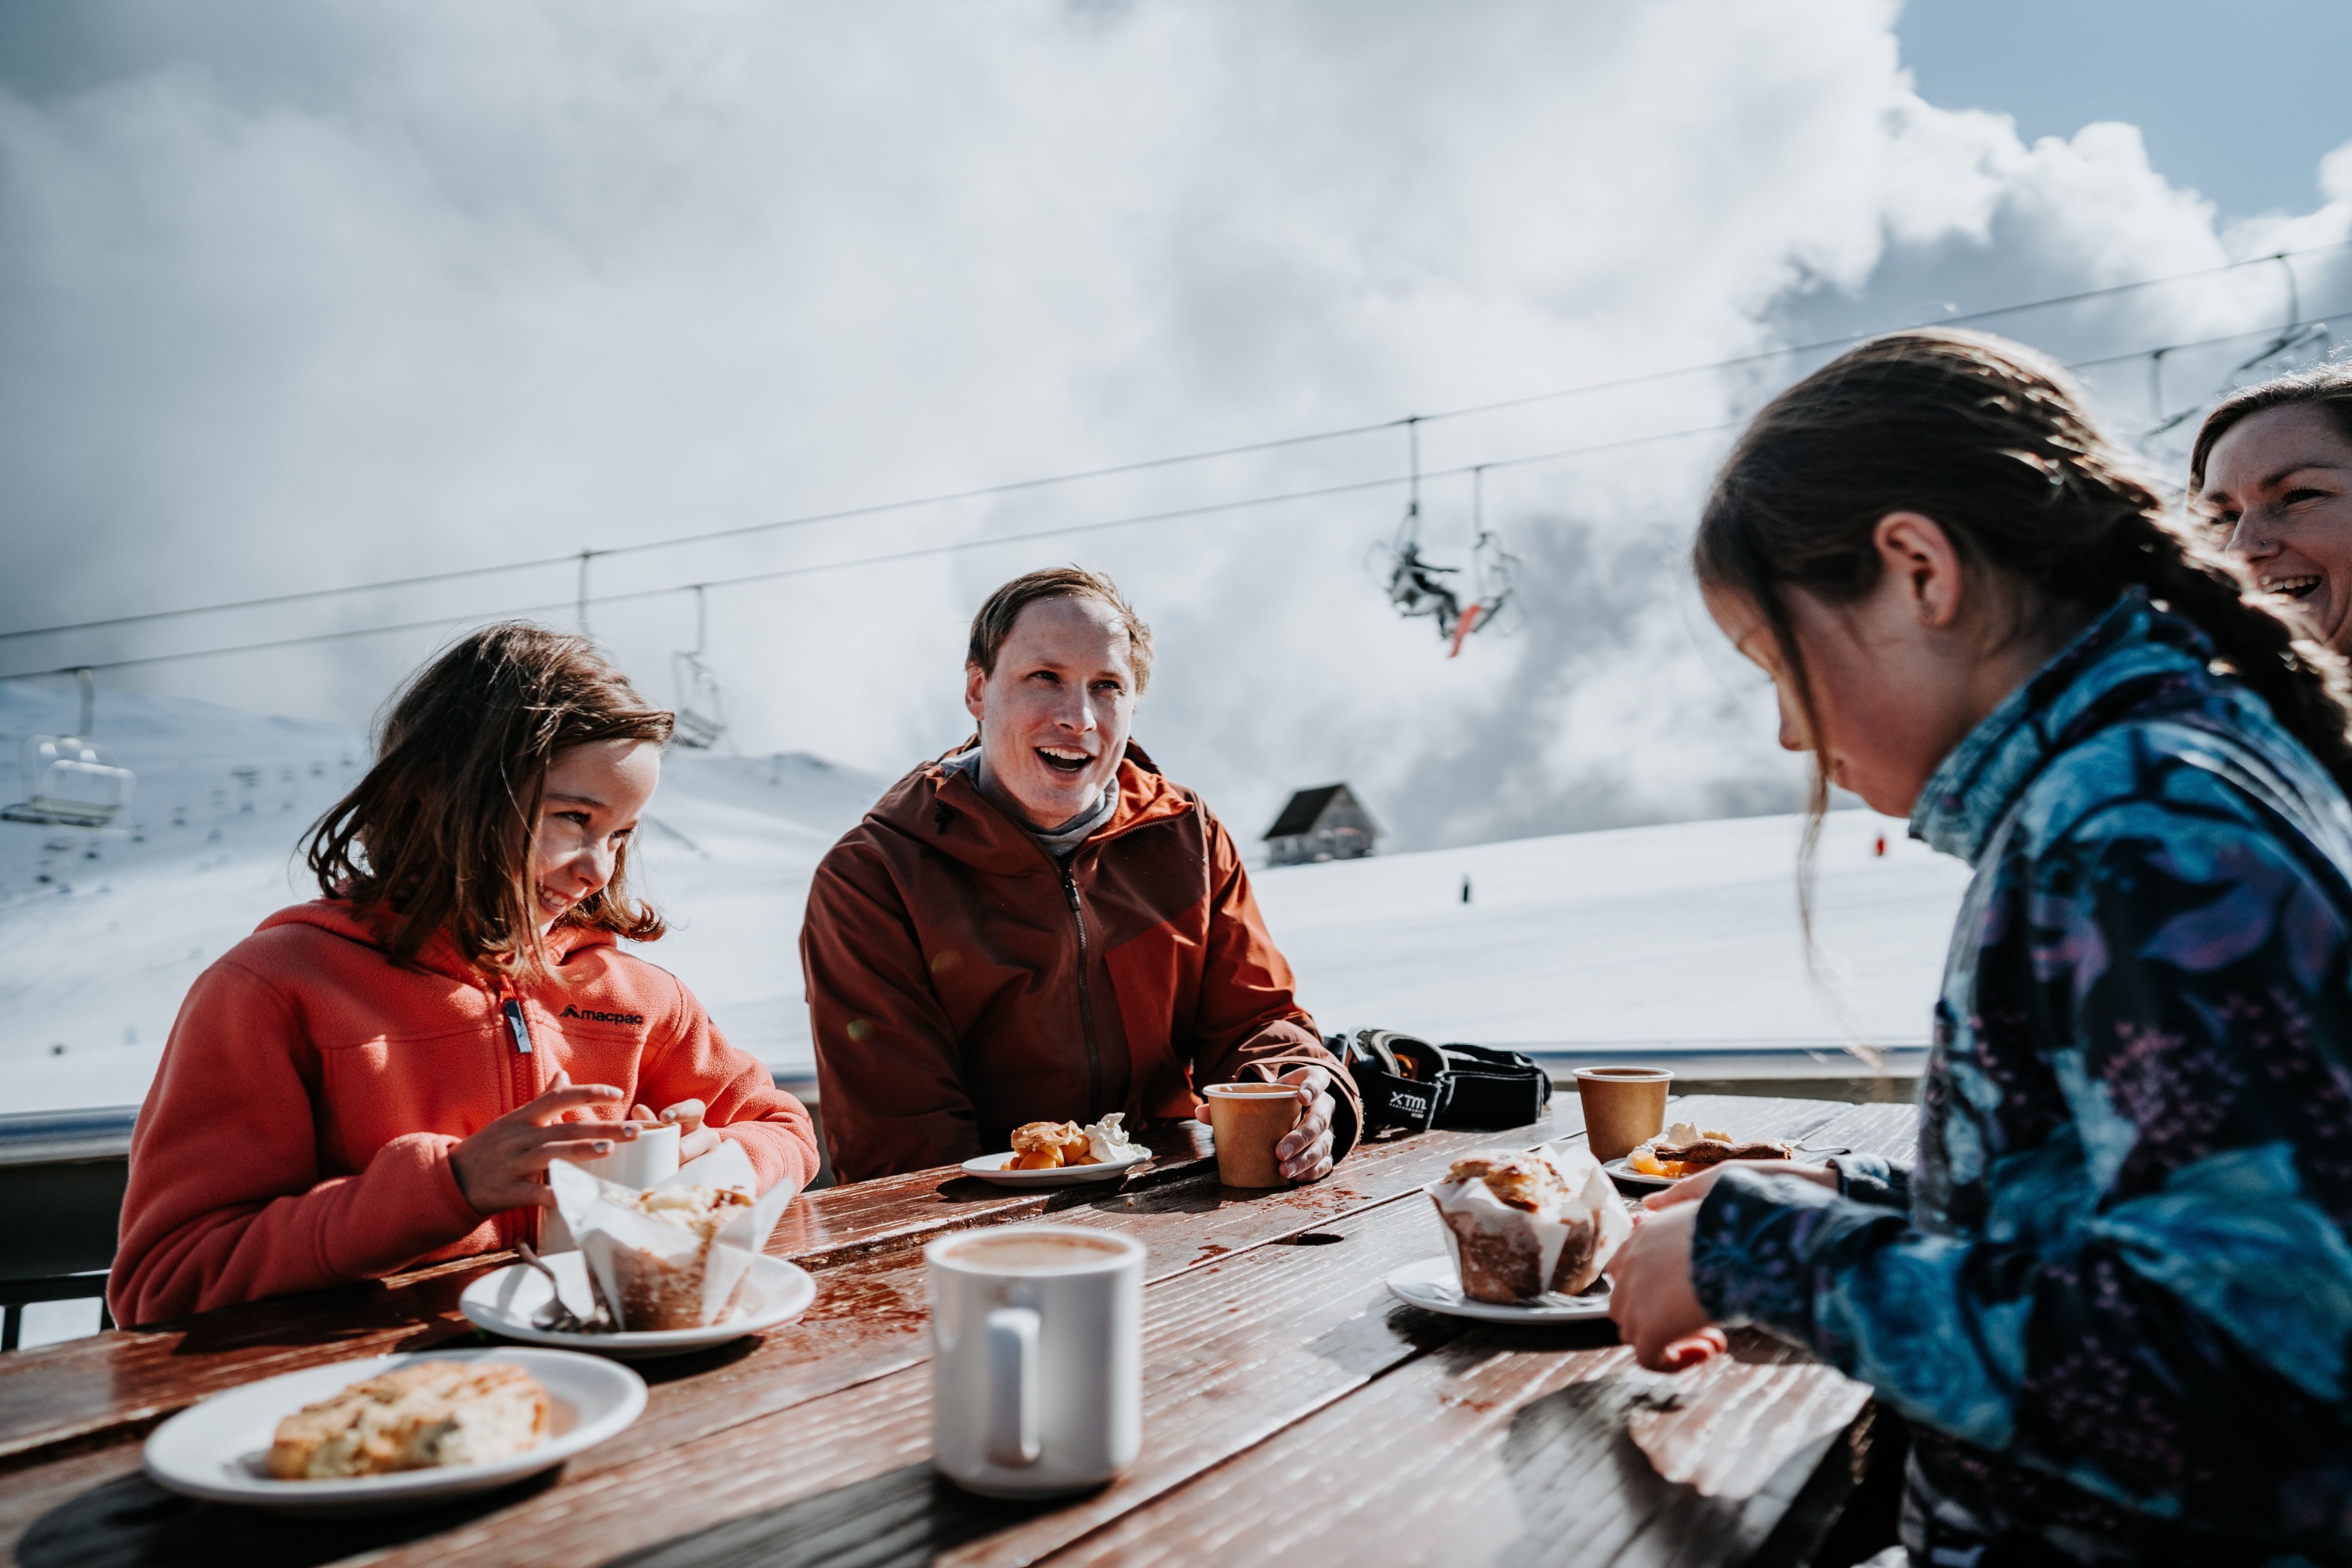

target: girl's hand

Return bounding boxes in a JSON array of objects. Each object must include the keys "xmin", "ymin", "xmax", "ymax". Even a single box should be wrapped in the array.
[
  {"xmin": 635, "ymin": 1098, "xmax": 720, "ymax": 1161},
  {"xmin": 1274, "ymin": 1065, "xmax": 1336, "ymax": 1183},
  {"xmin": 452, "ymin": 1071, "xmax": 633, "ymax": 1215},
  {"xmin": 1641, "ymin": 1159, "xmax": 1837, "ymax": 1213},
  {"xmin": 1605, "ymin": 1202, "xmax": 1727, "ymax": 1370}
]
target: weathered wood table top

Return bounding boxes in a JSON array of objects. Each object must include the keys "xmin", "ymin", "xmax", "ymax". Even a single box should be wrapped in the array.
[{"xmin": 0, "ymin": 1093, "xmax": 1917, "ymax": 1568}]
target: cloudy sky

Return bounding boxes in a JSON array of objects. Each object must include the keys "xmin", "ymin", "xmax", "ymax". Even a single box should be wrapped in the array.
[{"xmin": 4, "ymin": 0, "xmax": 2350, "ymax": 850}]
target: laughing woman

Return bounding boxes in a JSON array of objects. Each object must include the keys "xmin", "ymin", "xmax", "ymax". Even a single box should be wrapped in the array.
[
  {"xmin": 109, "ymin": 625, "xmax": 817, "ymax": 1327},
  {"xmin": 2194, "ymin": 361, "xmax": 2352, "ymax": 653},
  {"xmin": 1607, "ymin": 332, "xmax": 2352, "ymax": 1563}
]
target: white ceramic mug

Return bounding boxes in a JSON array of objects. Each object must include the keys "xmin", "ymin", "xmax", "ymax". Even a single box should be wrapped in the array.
[
  {"xmin": 925, "ymin": 1225, "xmax": 1143, "ymax": 1497},
  {"xmin": 542, "ymin": 1122, "xmax": 681, "ymax": 1253}
]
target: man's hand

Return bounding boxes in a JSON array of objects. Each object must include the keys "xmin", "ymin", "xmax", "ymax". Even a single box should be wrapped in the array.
[
  {"xmin": 1642, "ymin": 1159, "xmax": 1836, "ymax": 1212},
  {"xmin": 1273, "ymin": 1065, "xmax": 1335, "ymax": 1184},
  {"xmin": 451, "ymin": 1071, "xmax": 634, "ymax": 1215},
  {"xmin": 632, "ymin": 1098, "xmax": 720, "ymax": 1161},
  {"xmin": 1604, "ymin": 1203, "xmax": 1728, "ymax": 1370}
]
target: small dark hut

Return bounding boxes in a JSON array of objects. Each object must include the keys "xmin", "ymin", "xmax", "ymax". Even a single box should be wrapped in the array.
[{"xmin": 1262, "ymin": 783, "xmax": 1381, "ymax": 867}]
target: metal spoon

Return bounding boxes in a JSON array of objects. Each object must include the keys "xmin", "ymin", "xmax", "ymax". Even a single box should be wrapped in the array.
[{"xmin": 515, "ymin": 1241, "xmax": 608, "ymax": 1334}]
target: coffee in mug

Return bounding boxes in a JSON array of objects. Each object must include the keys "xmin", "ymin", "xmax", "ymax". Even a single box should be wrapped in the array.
[
  {"xmin": 927, "ymin": 1225, "xmax": 1144, "ymax": 1497},
  {"xmin": 1573, "ymin": 1066, "xmax": 1673, "ymax": 1163},
  {"xmin": 1203, "ymin": 1082, "xmax": 1302, "ymax": 1189}
]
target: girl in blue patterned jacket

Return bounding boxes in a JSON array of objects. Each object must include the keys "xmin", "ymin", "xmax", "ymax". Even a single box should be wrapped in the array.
[{"xmin": 1606, "ymin": 330, "xmax": 2352, "ymax": 1565}]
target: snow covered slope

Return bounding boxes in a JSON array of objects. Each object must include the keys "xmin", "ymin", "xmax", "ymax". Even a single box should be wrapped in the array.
[
  {"xmin": 1252, "ymin": 809, "xmax": 1969, "ymax": 1071},
  {"xmin": 0, "ymin": 680, "xmax": 883, "ymax": 1112},
  {"xmin": 619, "ymin": 751, "xmax": 889, "ymax": 1069},
  {"xmin": 0, "ymin": 681, "xmax": 368, "ymax": 1112},
  {"xmin": 2, "ymin": 681, "xmax": 1970, "ymax": 1112}
]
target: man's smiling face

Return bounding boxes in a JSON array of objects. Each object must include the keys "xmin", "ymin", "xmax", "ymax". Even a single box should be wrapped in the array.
[{"xmin": 964, "ymin": 593, "xmax": 1138, "ymax": 829}]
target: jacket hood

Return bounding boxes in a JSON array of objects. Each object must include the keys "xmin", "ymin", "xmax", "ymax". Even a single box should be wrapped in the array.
[
  {"xmin": 863, "ymin": 738, "xmax": 1195, "ymax": 875},
  {"xmin": 255, "ymin": 898, "xmax": 618, "ymax": 985}
]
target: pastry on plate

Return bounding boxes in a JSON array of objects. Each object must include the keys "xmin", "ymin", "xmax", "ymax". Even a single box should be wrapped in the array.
[
  {"xmin": 1008, "ymin": 1114, "xmax": 1138, "ymax": 1170},
  {"xmin": 1010, "ymin": 1120, "xmax": 1091, "ymax": 1169},
  {"xmin": 1426, "ymin": 1146, "xmax": 1631, "ymax": 1304},
  {"xmin": 1627, "ymin": 1120, "xmax": 1795, "ymax": 1178},
  {"xmin": 265, "ymin": 1360, "xmax": 549, "ymax": 1479},
  {"xmin": 596, "ymin": 1182, "xmax": 760, "ymax": 1330}
]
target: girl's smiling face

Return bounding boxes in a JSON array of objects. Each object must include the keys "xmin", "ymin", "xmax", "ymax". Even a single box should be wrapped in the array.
[
  {"xmin": 2201, "ymin": 402, "xmax": 2352, "ymax": 653},
  {"xmin": 532, "ymin": 739, "xmax": 662, "ymax": 931}
]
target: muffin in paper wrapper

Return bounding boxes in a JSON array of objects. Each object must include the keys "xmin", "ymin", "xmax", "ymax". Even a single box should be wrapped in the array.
[
  {"xmin": 549, "ymin": 1141, "xmax": 795, "ymax": 1330},
  {"xmin": 1425, "ymin": 1145, "xmax": 1630, "ymax": 1304}
]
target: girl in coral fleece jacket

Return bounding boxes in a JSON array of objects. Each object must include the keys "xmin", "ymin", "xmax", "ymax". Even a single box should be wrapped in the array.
[{"xmin": 111, "ymin": 625, "xmax": 818, "ymax": 1328}]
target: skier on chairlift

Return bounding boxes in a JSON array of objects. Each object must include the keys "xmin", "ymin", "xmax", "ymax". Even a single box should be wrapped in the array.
[{"xmin": 1378, "ymin": 430, "xmax": 1515, "ymax": 657}]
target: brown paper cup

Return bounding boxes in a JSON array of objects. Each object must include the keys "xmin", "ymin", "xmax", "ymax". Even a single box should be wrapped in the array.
[
  {"xmin": 1573, "ymin": 1066, "xmax": 1673, "ymax": 1162},
  {"xmin": 1203, "ymin": 1083, "xmax": 1302, "ymax": 1188}
]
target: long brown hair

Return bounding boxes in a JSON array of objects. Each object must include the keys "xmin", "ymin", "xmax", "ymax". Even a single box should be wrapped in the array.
[
  {"xmin": 306, "ymin": 623, "xmax": 675, "ymax": 980},
  {"xmin": 2189, "ymin": 359, "xmax": 2352, "ymax": 493},
  {"xmin": 1696, "ymin": 329, "xmax": 2352, "ymax": 854}
]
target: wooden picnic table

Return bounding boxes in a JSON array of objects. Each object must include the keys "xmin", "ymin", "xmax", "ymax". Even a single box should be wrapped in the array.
[{"xmin": 0, "ymin": 1092, "xmax": 1917, "ymax": 1568}]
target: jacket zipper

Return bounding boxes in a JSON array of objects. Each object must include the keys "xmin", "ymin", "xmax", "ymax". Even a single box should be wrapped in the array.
[
  {"xmin": 499, "ymin": 995, "xmax": 539, "ymax": 1250},
  {"xmin": 1059, "ymin": 862, "xmax": 1104, "ymax": 1119}
]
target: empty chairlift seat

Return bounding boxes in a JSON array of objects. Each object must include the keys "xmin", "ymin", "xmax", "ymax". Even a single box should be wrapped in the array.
[{"xmin": 5, "ymin": 735, "xmax": 136, "ymax": 828}]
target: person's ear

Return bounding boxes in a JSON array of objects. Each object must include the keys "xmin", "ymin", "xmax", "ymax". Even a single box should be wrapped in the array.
[
  {"xmin": 964, "ymin": 661, "xmax": 988, "ymax": 723},
  {"xmin": 1873, "ymin": 511, "xmax": 1965, "ymax": 630}
]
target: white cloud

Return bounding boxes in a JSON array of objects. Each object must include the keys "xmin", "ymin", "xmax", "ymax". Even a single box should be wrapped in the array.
[{"xmin": 3, "ymin": 0, "xmax": 2348, "ymax": 849}]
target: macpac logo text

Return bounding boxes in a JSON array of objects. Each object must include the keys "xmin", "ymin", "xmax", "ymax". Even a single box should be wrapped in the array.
[{"xmin": 561, "ymin": 1004, "xmax": 646, "ymax": 1027}]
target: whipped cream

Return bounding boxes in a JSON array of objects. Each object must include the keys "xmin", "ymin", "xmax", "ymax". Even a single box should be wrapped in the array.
[{"xmin": 1083, "ymin": 1112, "xmax": 1138, "ymax": 1164}]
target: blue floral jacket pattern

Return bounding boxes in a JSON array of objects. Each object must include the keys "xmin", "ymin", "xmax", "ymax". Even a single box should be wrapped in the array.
[{"xmin": 1691, "ymin": 592, "xmax": 2352, "ymax": 1564}]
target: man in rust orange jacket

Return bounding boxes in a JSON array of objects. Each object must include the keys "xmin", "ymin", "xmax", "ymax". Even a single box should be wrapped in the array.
[{"xmin": 803, "ymin": 568, "xmax": 1360, "ymax": 1183}]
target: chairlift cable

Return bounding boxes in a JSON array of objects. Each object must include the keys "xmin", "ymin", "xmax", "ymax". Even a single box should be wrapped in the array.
[
  {"xmin": 6, "ymin": 426, "xmax": 1740, "ymax": 678},
  {"xmin": 7, "ymin": 240, "xmax": 2350, "ymax": 648},
  {"xmin": 7, "ymin": 304, "xmax": 2350, "ymax": 680}
]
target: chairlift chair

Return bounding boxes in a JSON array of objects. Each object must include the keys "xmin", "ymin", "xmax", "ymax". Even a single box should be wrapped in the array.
[
  {"xmin": 1377, "ymin": 437, "xmax": 1518, "ymax": 658},
  {"xmin": 1445, "ymin": 527, "xmax": 1520, "ymax": 656},
  {"xmin": 670, "ymin": 586, "xmax": 728, "ymax": 750},
  {"xmin": 2, "ymin": 670, "xmax": 136, "ymax": 829}
]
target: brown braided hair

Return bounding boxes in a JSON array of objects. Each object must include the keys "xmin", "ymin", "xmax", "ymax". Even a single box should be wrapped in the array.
[
  {"xmin": 2189, "ymin": 359, "xmax": 2352, "ymax": 496},
  {"xmin": 305, "ymin": 622, "xmax": 674, "ymax": 981},
  {"xmin": 1696, "ymin": 329, "xmax": 2352, "ymax": 843}
]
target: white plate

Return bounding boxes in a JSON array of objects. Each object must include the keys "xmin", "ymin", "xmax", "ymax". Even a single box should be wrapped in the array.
[
  {"xmin": 459, "ymin": 1250, "xmax": 815, "ymax": 1359},
  {"xmin": 1385, "ymin": 1256, "xmax": 1616, "ymax": 1323},
  {"xmin": 1603, "ymin": 1156, "xmax": 1675, "ymax": 1190},
  {"xmin": 958, "ymin": 1148, "xmax": 1152, "ymax": 1186},
  {"xmin": 143, "ymin": 1347, "xmax": 644, "ymax": 1516}
]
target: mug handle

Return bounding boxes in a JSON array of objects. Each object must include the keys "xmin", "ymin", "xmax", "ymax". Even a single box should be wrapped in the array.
[{"xmin": 985, "ymin": 1307, "xmax": 1041, "ymax": 1467}]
